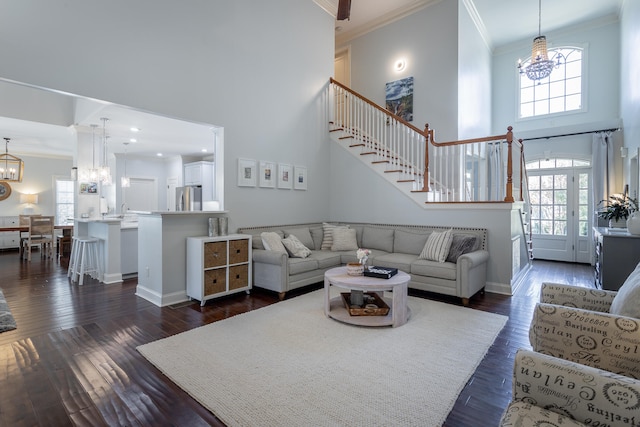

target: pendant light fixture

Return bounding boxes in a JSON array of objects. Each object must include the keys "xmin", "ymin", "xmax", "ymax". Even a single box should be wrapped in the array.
[
  {"xmin": 99, "ymin": 117, "xmax": 112, "ymax": 185},
  {"xmin": 0, "ymin": 137, "xmax": 24, "ymax": 182},
  {"xmin": 121, "ymin": 142, "xmax": 130, "ymax": 188},
  {"xmin": 517, "ymin": 0, "xmax": 561, "ymax": 82}
]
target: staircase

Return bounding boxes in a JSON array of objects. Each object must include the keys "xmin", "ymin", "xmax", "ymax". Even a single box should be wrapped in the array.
[{"xmin": 328, "ymin": 78, "xmax": 525, "ymax": 207}]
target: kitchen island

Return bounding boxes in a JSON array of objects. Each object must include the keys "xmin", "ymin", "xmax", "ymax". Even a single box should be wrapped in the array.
[
  {"xmin": 75, "ymin": 217, "xmax": 124, "ymax": 284},
  {"xmin": 135, "ymin": 211, "xmax": 228, "ymax": 307}
]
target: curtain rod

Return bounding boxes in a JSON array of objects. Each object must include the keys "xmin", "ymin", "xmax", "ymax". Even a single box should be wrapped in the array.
[{"xmin": 520, "ymin": 127, "xmax": 620, "ymax": 142}]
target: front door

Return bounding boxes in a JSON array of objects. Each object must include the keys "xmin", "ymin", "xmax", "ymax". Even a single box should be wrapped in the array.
[{"xmin": 528, "ymin": 167, "xmax": 591, "ymax": 263}]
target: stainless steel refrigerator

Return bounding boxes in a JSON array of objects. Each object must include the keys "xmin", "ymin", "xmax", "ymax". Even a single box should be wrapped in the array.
[{"xmin": 176, "ymin": 186, "xmax": 202, "ymax": 211}]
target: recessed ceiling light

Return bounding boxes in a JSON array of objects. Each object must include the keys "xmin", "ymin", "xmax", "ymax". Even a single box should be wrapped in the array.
[
  {"xmin": 201, "ymin": 148, "xmax": 208, "ymax": 153},
  {"xmin": 130, "ymin": 127, "xmax": 141, "ymax": 132},
  {"xmin": 129, "ymin": 138, "xmax": 137, "ymax": 143},
  {"xmin": 156, "ymin": 152, "xmax": 163, "ymax": 157}
]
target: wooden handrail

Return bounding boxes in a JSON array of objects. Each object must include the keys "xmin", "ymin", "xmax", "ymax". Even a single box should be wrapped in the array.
[{"xmin": 330, "ymin": 78, "xmax": 429, "ymax": 138}]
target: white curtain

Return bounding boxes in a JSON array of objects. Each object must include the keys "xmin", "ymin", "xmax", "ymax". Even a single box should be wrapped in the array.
[
  {"xmin": 488, "ymin": 141, "xmax": 504, "ymax": 201},
  {"xmin": 592, "ymin": 131, "xmax": 615, "ymax": 213}
]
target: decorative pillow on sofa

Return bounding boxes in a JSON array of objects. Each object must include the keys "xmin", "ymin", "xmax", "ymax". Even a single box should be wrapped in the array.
[
  {"xmin": 282, "ymin": 234, "xmax": 312, "ymax": 258},
  {"xmin": 362, "ymin": 227, "xmax": 394, "ymax": 253},
  {"xmin": 321, "ymin": 223, "xmax": 349, "ymax": 250},
  {"xmin": 260, "ymin": 232, "xmax": 287, "ymax": 255},
  {"xmin": 419, "ymin": 228, "xmax": 453, "ymax": 263},
  {"xmin": 284, "ymin": 227, "xmax": 315, "ymax": 250},
  {"xmin": 610, "ymin": 265, "xmax": 640, "ymax": 318},
  {"xmin": 445, "ymin": 235, "xmax": 478, "ymax": 263},
  {"xmin": 331, "ymin": 227, "xmax": 359, "ymax": 251}
]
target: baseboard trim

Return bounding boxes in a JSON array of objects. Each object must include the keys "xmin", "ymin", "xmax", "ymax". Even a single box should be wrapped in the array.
[
  {"xmin": 135, "ymin": 285, "xmax": 189, "ymax": 307},
  {"xmin": 485, "ymin": 281, "xmax": 513, "ymax": 296}
]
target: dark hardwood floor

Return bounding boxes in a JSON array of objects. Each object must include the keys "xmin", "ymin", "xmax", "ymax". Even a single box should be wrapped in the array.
[{"xmin": 0, "ymin": 250, "xmax": 594, "ymax": 426}]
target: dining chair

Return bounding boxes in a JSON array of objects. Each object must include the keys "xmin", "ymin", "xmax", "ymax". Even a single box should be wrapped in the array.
[
  {"xmin": 18, "ymin": 214, "xmax": 41, "ymax": 257},
  {"xmin": 22, "ymin": 215, "xmax": 55, "ymax": 261}
]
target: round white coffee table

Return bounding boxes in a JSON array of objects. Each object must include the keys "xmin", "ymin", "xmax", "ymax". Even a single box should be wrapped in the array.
[{"xmin": 324, "ymin": 266, "xmax": 411, "ymax": 327}]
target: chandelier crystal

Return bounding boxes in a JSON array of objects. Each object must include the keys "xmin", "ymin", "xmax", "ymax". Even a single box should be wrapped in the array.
[
  {"xmin": 517, "ymin": 0, "xmax": 559, "ymax": 82},
  {"xmin": 99, "ymin": 117, "xmax": 112, "ymax": 185},
  {"xmin": 0, "ymin": 138, "xmax": 24, "ymax": 182}
]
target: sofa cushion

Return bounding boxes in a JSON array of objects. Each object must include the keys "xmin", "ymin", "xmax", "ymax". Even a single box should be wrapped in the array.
[
  {"xmin": 282, "ymin": 234, "xmax": 312, "ymax": 258},
  {"xmin": 419, "ymin": 229, "xmax": 453, "ymax": 263},
  {"xmin": 308, "ymin": 250, "xmax": 342, "ymax": 269},
  {"xmin": 362, "ymin": 227, "xmax": 394, "ymax": 253},
  {"xmin": 445, "ymin": 235, "xmax": 478, "ymax": 263},
  {"xmin": 321, "ymin": 223, "xmax": 349, "ymax": 250},
  {"xmin": 251, "ymin": 233, "xmax": 265, "ymax": 250},
  {"xmin": 287, "ymin": 257, "xmax": 319, "ymax": 275},
  {"xmin": 331, "ymin": 228, "xmax": 359, "ymax": 251},
  {"xmin": 610, "ymin": 263, "xmax": 640, "ymax": 318},
  {"xmin": 260, "ymin": 231, "xmax": 287, "ymax": 255},
  {"xmin": 309, "ymin": 225, "xmax": 324, "ymax": 251},
  {"xmin": 394, "ymin": 229, "xmax": 431, "ymax": 255},
  {"xmin": 283, "ymin": 227, "xmax": 315, "ymax": 250},
  {"xmin": 411, "ymin": 259, "xmax": 457, "ymax": 280},
  {"xmin": 373, "ymin": 253, "xmax": 419, "ymax": 273}
]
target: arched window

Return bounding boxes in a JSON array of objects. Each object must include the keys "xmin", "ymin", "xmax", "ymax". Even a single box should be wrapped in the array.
[{"xmin": 519, "ymin": 47, "xmax": 584, "ymax": 118}]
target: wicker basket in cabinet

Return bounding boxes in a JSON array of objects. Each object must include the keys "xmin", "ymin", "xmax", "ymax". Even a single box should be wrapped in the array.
[{"xmin": 186, "ymin": 234, "xmax": 252, "ymax": 306}]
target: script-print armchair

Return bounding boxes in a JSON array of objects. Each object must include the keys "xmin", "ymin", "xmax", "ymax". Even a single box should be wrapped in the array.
[
  {"xmin": 500, "ymin": 349, "xmax": 640, "ymax": 427},
  {"xmin": 529, "ymin": 262, "xmax": 640, "ymax": 379}
]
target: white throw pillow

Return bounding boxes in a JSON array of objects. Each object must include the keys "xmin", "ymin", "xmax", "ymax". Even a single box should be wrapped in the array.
[
  {"xmin": 281, "ymin": 234, "xmax": 312, "ymax": 258},
  {"xmin": 610, "ymin": 265, "xmax": 640, "ymax": 318},
  {"xmin": 331, "ymin": 227, "xmax": 358, "ymax": 251},
  {"xmin": 419, "ymin": 229, "xmax": 453, "ymax": 263},
  {"xmin": 321, "ymin": 223, "xmax": 349, "ymax": 250},
  {"xmin": 260, "ymin": 231, "xmax": 287, "ymax": 255}
]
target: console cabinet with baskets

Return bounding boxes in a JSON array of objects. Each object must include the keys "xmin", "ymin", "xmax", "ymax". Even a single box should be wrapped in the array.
[{"xmin": 186, "ymin": 234, "xmax": 252, "ymax": 306}]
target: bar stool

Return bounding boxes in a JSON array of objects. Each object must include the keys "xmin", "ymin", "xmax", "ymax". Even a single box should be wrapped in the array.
[{"xmin": 68, "ymin": 236, "xmax": 101, "ymax": 286}]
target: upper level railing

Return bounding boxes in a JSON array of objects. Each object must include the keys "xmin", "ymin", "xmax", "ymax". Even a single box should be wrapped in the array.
[{"xmin": 329, "ymin": 78, "xmax": 524, "ymax": 203}]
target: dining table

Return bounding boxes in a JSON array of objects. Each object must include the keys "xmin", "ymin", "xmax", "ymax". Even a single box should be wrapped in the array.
[{"xmin": 1, "ymin": 224, "xmax": 74, "ymax": 257}]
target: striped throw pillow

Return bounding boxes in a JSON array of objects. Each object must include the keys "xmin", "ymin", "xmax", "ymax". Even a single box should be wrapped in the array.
[{"xmin": 419, "ymin": 229, "xmax": 453, "ymax": 263}]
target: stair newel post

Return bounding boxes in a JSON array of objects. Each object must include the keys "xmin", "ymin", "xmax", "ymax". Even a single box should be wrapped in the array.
[
  {"xmin": 518, "ymin": 138, "xmax": 524, "ymax": 202},
  {"xmin": 504, "ymin": 126, "xmax": 515, "ymax": 202},
  {"xmin": 423, "ymin": 123, "xmax": 430, "ymax": 192}
]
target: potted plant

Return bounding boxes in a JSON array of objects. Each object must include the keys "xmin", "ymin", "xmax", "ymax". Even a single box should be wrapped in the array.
[{"xmin": 597, "ymin": 193, "xmax": 638, "ymax": 228}]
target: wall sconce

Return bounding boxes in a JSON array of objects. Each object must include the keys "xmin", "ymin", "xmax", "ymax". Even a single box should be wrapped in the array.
[
  {"xmin": 621, "ymin": 147, "xmax": 629, "ymax": 158},
  {"xmin": 20, "ymin": 193, "xmax": 38, "ymax": 214},
  {"xmin": 394, "ymin": 59, "xmax": 406, "ymax": 72}
]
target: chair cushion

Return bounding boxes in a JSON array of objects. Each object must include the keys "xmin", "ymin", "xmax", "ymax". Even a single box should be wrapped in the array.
[
  {"xmin": 281, "ymin": 234, "xmax": 311, "ymax": 258},
  {"xmin": 361, "ymin": 227, "xmax": 394, "ymax": 253},
  {"xmin": 419, "ymin": 229, "xmax": 453, "ymax": 263},
  {"xmin": 610, "ymin": 263, "xmax": 640, "ymax": 318},
  {"xmin": 260, "ymin": 232, "xmax": 287, "ymax": 255},
  {"xmin": 499, "ymin": 401, "xmax": 587, "ymax": 427},
  {"xmin": 321, "ymin": 223, "xmax": 349, "ymax": 250},
  {"xmin": 283, "ymin": 227, "xmax": 315, "ymax": 250},
  {"xmin": 331, "ymin": 228, "xmax": 358, "ymax": 251},
  {"xmin": 445, "ymin": 235, "xmax": 477, "ymax": 263}
]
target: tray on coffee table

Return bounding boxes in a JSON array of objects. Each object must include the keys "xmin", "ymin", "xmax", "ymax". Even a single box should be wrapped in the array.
[{"xmin": 340, "ymin": 292, "xmax": 390, "ymax": 316}]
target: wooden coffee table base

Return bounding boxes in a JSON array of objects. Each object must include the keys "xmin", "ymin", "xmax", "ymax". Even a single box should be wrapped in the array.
[{"xmin": 324, "ymin": 266, "xmax": 411, "ymax": 327}]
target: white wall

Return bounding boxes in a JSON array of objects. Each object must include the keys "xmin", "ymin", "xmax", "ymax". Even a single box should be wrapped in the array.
[
  {"xmin": 0, "ymin": 0, "xmax": 335, "ymax": 232},
  {"xmin": 492, "ymin": 17, "xmax": 620, "ymax": 139},
  {"xmin": 458, "ymin": 0, "xmax": 492, "ymax": 139},
  {"xmin": 620, "ymin": 0, "xmax": 640, "ymax": 189},
  {"xmin": 0, "ymin": 155, "xmax": 72, "ymax": 217},
  {"xmin": 338, "ymin": 1, "xmax": 460, "ymax": 141}
]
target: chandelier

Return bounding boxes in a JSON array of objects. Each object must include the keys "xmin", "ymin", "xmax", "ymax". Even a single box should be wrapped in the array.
[
  {"xmin": 0, "ymin": 137, "xmax": 24, "ymax": 182},
  {"xmin": 517, "ymin": 0, "xmax": 560, "ymax": 82},
  {"xmin": 99, "ymin": 117, "xmax": 112, "ymax": 185},
  {"xmin": 121, "ymin": 142, "xmax": 130, "ymax": 188}
]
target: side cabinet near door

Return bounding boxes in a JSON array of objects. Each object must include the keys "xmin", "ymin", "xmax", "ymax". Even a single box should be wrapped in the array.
[{"xmin": 186, "ymin": 234, "xmax": 252, "ymax": 306}]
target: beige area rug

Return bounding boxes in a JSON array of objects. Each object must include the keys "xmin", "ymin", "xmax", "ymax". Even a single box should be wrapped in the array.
[{"xmin": 138, "ymin": 289, "xmax": 508, "ymax": 427}]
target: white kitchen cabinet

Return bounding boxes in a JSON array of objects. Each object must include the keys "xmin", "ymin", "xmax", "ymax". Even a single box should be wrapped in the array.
[
  {"xmin": 184, "ymin": 161, "xmax": 214, "ymax": 201},
  {"xmin": 0, "ymin": 216, "xmax": 20, "ymax": 249},
  {"xmin": 186, "ymin": 234, "xmax": 252, "ymax": 306}
]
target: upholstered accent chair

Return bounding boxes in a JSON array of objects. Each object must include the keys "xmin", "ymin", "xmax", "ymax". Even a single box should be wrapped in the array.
[
  {"xmin": 529, "ymin": 261, "xmax": 640, "ymax": 379},
  {"xmin": 500, "ymin": 349, "xmax": 640, "ymax": 426}
]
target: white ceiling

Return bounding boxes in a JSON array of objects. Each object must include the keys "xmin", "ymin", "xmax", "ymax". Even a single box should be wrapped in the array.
[{"xmin": 1, "ymin": 0, "xmax": 623, "ymax": 160}]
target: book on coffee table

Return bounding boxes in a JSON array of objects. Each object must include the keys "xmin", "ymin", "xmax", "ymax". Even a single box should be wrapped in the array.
[{"xmin": 364, "ymin": 266, "xmax": 398, "ymax": 279}]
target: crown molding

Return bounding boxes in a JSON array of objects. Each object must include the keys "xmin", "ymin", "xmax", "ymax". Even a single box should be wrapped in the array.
[
  {"xmin": 313, "ymin": 0, "xmax": 338, "ymax": 18},
  {"xmin": 336, "ymin": 0, "xmax": 440, "ymax": 46},
  {"xmin": 462, "ymin": 0, "xmax": 492, "ymax": 52}
]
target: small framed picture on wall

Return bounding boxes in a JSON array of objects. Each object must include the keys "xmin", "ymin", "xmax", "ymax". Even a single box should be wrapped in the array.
[
  {"xmin": 278, "ymin": 163, "xmax": 292, "ymax": 189},
  {"xmin": 237, "ymin": 158, "xmax": 257, "ymax": 187},
  {"xmin": 294, "ymin": 166, "xmax": 307, "ymax": 190},
  {"xmin": 259, "ymin": 161, "xmax": 276, "ymax": 188}
]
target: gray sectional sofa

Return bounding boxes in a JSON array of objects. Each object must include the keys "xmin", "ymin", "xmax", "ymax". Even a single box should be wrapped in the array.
[{"xmin": 237, "ymin": 222, "xmax": 489, "ymax": 306}]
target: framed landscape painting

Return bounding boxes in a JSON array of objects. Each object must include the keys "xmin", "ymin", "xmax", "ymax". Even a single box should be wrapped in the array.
[{"xmin": 385, "ymin": 76, "xmax": 414, "ymax": 122}]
